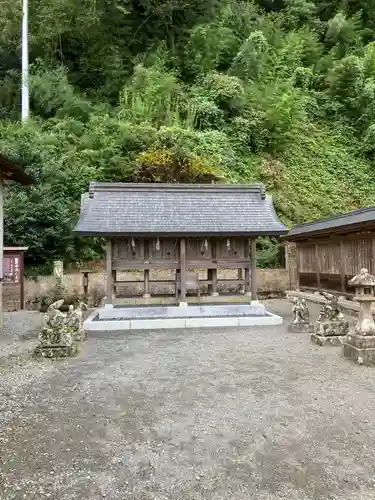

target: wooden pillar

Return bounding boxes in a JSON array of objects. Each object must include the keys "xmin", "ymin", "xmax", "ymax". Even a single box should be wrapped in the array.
[
  {"xmin": 238, "ymin": 269, "xmax": 245, "ymax": 294},
  {"xmin": 20, "ymin": 251, "xmax": 25, "ymax": 309},
  {"xmin": 250, "ymin": 237, "xmax": 258, "ymax": 302},
  {"xmin": 112, "ymin": 269, "xmax": 116, "ymax": 299},
  {"xmin": 244, "ymin": 239, "xmax": 251, "ymax": 296},
  {"xmin": 207, "ymin": 268, "xmax": 213, "ymax": 294},
  {"xmin": 143, "ymin": 270, "xmax": 150, "ymax": 298},
  {"xmin": 143, "ymin": 239, "xmax": 151, "ymax": 298},
  {"xmin": 296, "ymin": 244, "xmax": 300, "ymax": 291},
  {"xmin": 340, "ymin": 238, "xmax": 346, "ymax": 293},
  {"xmin": 211, "ymin": 239, "xmax": 219, "ymax": 296},
  {"xmin": 82, "ymin": 271, "xmax": 89, "ymax": 300},
  {"xmin": 180, "ymin": 238, "xmax": 186, "ymax": 304},
  {"xmin": 106, "ymin": 239, "xmax": 113, "ymax": 306},
  {"xmin": 315, "ymin": 243, "xmax": 320, "ymax": 290}
]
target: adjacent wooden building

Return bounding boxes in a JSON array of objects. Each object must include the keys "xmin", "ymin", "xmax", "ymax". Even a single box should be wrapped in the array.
[
  {"xmin": 75, "ymin": 182, "xmax": 287, "ymax": 305},
  {"xmin": 3, "ymin": 246, "xmax": 28, "ymax": 311},
  {"xmin": 284, "ymin": 207, "xmax": 375, "ymax": 296}
]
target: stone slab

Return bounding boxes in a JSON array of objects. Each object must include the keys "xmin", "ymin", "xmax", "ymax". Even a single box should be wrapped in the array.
[
  {"xmin": 83, "ymin": 314, "xmax": 131, "ymax": 331},
  {"xmin": 185, "ymin": 317, "xmax": 238, "ymax": 328},
  {"xmin": 130, "ymin": 318, "xmax": 186, "ymax": 330},
  {"xmin": 238, "ymin": 314, "xmax": 283, "ymax": 327},
  {"xmin": 288, "ymin": 323, "xmax": 314, "ymax": 333},
  {"xmin": 311, "ymin": 334, "xmax": 347, "ymax": 347}
]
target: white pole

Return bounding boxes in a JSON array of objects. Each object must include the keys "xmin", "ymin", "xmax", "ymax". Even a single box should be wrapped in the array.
[{"xmin": 21, "ymin": 0, "xmax": 29, "ymax": 122}]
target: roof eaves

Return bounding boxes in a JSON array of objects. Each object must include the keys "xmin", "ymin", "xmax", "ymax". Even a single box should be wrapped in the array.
[{"xmin": 0, "ymin": 154, "xmax": 34, "ymax": 185}]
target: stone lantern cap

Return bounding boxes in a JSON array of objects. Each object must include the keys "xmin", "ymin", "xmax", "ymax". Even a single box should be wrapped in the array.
[
  {"xmin": 349, "ymin": 268, "xmax": 375, "ymax": 288},
  {"xmin": 348, "ymin": 268, "xmax": 375, "ymax": 293}
]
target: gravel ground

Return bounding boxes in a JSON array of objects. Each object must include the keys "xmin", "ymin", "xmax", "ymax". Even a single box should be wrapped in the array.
[
  {"xmin": 1, "ymin": 299, "xmax": 375, "ymax": 500},
  {"xmin": 0, "ymin": 311, "xmax": 43, "ymax": 359}
]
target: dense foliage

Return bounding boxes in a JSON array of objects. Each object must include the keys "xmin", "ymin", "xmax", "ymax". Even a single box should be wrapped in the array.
[{"xmin": 2, "ymin": 0, "xmax": 375, "ymax": 269}]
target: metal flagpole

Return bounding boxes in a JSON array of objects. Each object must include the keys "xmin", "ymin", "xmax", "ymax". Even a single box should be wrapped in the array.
[{"xmin": 21, "ymin": 0, "xmax": 29, "ymax": 122}]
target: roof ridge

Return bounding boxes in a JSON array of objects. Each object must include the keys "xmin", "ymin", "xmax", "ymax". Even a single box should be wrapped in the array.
[
  {"xmin": 292, "ymin": 205, "xmax": 375, "ymax": 229},
  {"xmin": 89, "ymin": 182, "xmax": 265, "ymax": 194}
]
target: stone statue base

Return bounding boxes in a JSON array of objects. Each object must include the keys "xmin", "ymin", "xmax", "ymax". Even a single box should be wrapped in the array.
[
  {"xmin": 311, "ymin": 320, "xmax": 349, "ymax": 347},
  {"xmin": 344, "ymin": 334, "xmax": 375, "ymax": 365},
  {"xmin": 288, "ymin": 322, "xmax": 314, "ymax": 333},
  {"xmin": 34, "ymin": 344, "xmax": 78, "ymax": 359},
  {"xmin": 311, "ymin": 333, "xmax": 347, "ymax": 346}
]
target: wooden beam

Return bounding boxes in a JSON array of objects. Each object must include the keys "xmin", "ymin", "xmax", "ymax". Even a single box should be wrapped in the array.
[
  {"xmin": 180, "ymin": 238, "xmax": 186, "ymax": 303},
  {"xmin": 250, "ymin": 238, "xmax": 258, "ymax": 302},
  {"xmin": 114, "ymin": 278, "xmax": 246, "ymax": 285},
  {"xmin": 106, "ymin": 239, "xmax": 113, "ymax": 306},
  {"xmin": 112, "ymin": 259, "xmax": 255, "ymax": 270}
]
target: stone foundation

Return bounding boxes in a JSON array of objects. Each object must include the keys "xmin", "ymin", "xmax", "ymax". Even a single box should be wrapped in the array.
[
  {"xmin": 315, "ymin": 320, "xmax": 349, "ymax": 337},
  {"xmin": 288, "ymin": 322, "xmax": 314, "ymax": 333},
  {"xmin": 311, "ymin": 333, "xmax": 347, "ymax": 346},
  {"xmin": 34, "ymin": 344, "xmax": 78, "ymax": 359},
  {"xmin": 312, "ymin": 319, "xmax": 349, "ymax": 347},
  {"xmin": 344, "ymin": 335, "xmax": 375, "ymax": 365}
]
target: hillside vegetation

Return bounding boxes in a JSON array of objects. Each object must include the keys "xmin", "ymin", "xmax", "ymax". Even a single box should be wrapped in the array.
[{"xmin": 1, "ymin": 0, "xmax": 375, "ymax": 269}]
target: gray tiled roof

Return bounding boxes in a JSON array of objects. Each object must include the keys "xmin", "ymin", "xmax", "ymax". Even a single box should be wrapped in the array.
[
  {"xmin": 285, "ymin": 206, "xmax": 375, "ymax": 240},
  {"xmin": 74, "ymin": 183, "xmax": 287, "ymax": 236}
]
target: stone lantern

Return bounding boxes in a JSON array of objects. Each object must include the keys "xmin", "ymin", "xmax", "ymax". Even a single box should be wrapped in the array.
[{"xmin": 344, "ymin": 268, "xmax": 375, "ymax": 365}]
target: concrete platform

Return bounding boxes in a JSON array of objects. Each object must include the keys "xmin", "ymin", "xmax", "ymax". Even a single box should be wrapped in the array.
[{"xmin": 83, "ymin": 303, "xmax": 283, "ymax": 331}]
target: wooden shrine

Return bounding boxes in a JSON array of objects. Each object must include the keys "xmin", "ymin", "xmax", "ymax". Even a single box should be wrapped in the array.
[
  {"xmin": 75, "ymin": 183, "xmax": 287, "ymax": 305},
  {"xmin": 284, "ymin": 206, "xmax": 375, "ymax": 297}
]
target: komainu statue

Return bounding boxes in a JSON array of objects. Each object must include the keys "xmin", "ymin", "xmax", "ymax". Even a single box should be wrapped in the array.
[
  {"xmin": 288, "ymin": 296, "xmax": 313, "ymax": 333},
  {"xmin": 34, "ymin": 299, "xmax": 86, "ymax": 358},
  {"xmin": 317, "ymin": 291, "xmax": 345, "ymax": 322}
]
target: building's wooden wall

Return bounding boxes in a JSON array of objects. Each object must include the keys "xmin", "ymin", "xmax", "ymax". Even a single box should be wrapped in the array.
[
  {"xmin": 297, "ymin": 232, "xmax": 375, "ymax": 294},
  {"xmin": 112, "ymin": 237, "xmax": 250, "ymax": 270}
]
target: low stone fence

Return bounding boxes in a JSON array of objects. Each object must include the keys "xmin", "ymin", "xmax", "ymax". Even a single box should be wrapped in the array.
[
  {"xmin": 12, "ymin": 267, "xmax": 293, "ymax": 311},
  {"xmin": 286, "ymin": 289, "xmax": 368, "ymax": 319}
]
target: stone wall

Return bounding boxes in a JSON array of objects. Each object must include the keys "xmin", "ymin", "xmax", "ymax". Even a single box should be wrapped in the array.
[
  {"xmin": 18, "ymin": 267, "xmax": 294, "ymax": 310},
  {"xmin": 3, "ymin": 283, "xmax": 21, "ymax": 312}
]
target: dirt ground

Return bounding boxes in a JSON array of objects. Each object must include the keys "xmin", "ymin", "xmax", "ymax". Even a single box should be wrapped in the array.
[{"xmin": 1, "ymin": 300, "xmax": 375, "ymax": 500}]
